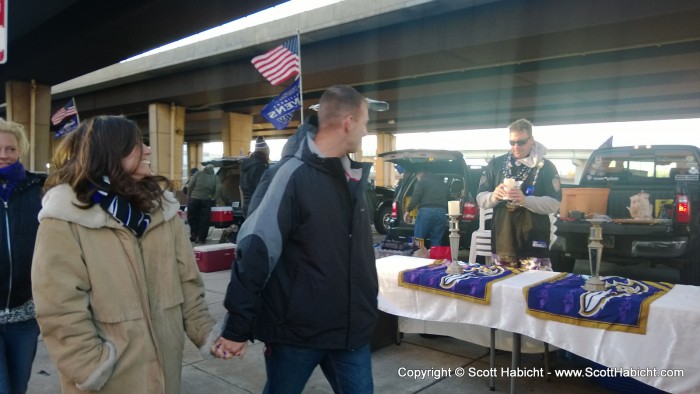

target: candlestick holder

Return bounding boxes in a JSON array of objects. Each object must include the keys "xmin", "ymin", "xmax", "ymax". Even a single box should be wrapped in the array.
[
  {"xmin": 445, "ymin": 214, "xmax": 463, "ymax": 274},
  {"xmin": 584, "ymin": 219, "xmax": 606, "ymax": 291}
]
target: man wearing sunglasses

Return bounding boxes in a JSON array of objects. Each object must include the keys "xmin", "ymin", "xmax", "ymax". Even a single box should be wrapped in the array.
[{"xmin": 475, "ymin": 118, "xmax": 561, "ymax": 270}]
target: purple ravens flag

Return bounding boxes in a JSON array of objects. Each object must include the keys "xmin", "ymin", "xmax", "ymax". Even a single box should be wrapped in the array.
[{"xmin": 261, "ymin": 78, "xmax": 301, "ymax": 130}]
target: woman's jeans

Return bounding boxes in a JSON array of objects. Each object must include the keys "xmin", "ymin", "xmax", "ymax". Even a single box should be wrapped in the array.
[
  {"xmin": 262, "ymin": 343, "xmax": 373, "ymax": 394},
  {"xmin": 0, "ymin": 318, "xmax": 39, "ymax": 394},
  {"xmin": 414, "ymin": 207, "xmax": 448, "ymax": 247}
]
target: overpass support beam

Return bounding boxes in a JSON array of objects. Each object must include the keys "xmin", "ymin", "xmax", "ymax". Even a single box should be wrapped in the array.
[
  {"xmin": 222, "ymin": 113, "xmax": 253, "ymax": 157},
  {"xmin": 149, "ymin": 103, "xmax": 186, "ymax": 188},
  {"xmin": 188, "ymin": 143, "xmax": 203, "ymax": 173},
  {"xmin": 5, "ymin": 80, "xmax": 51, "ymax": 172},
  {"xmin": 374, "ymin": 133, "xmax": 396, "ymax": 187}
]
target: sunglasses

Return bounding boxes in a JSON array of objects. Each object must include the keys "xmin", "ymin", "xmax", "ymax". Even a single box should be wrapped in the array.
[{"xmin": 509, "ymin": 137, "xmax": 530, "ymax": 147}]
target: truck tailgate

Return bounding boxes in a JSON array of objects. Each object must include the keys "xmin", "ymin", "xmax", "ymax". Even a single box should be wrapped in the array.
[{"xmin": 555, "ymin": 219, "xmax": 674, "ymax": 236}]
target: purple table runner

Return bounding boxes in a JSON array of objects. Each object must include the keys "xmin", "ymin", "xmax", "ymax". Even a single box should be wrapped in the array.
[
  {"xmin": 524, "ymin": 273, "xmax": 673, "ymax": 334},
  {"xmin": 398, "ymin": 260, "xmax": 521, "ymax": 304}
]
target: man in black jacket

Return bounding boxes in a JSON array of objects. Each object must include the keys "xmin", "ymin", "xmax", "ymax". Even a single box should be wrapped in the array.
[
  {"xmin": 212, "ymin": 85, "xmax": 388, "ymax": 393},
  {"xmin": 240, "ymin": 136, "xmax": 270, "ymax": 217}
]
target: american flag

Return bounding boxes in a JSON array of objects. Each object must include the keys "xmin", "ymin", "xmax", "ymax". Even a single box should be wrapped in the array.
[
  {"xmin": 51, "ymin": 98, "xmax": 78, "ymax": 126},
  {"xmin": 251, "ymin": 37, "xmax": 299, "ymax": 86}
]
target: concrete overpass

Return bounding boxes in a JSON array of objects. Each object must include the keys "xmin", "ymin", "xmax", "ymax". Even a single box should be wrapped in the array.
[
  {"xmin": 49, "ymin": 0, "xmax": 700, "ymax": 137},
  {"xmin": 0, "ymin": 0, "xmax": 287, "ymax": 174},
  {"xmin": 3, "ymin": 0, "xmax": 700, "ymax": 185},
  {"xmin": 0, "ymin": 0, "xmax": 285, "ymax": 98}
]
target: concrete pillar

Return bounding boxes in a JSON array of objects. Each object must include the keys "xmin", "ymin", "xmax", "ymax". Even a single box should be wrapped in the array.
[
  {"xmin": 374, "ymin": 132, "xmax": 396, "ymax": 187},
  {"xmin": 148, "ymin": 103, "xmax": 186, "ymax": 189},
  {"xmin": 5, "ymin": 80, "xmax": 51, "ymax": 172},
  {"xmin": 188, "ymin": 142, "xmax": 203, "ymax": 172},
  {"xmin": 222, "ymin": 113, "xmax": 252, "ymax": 157}
]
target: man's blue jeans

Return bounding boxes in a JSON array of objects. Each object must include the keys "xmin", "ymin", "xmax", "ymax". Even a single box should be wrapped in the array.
[
  {"xmin": 0, "ymin": 318, "xmax": 40, "ymax": 394},
  {"xmin": 414, "ymin": 207, "xmax": 447, "ymax": 246},
  {"xmin": 262, "ymin": 343, "xmax": 373, "ymax": 394}
]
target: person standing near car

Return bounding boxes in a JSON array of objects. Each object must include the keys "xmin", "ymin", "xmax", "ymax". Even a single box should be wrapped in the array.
[
  {"xmin": 186, "ymin": 163, "xmax": 220, "ymax": 244},
  {"xmin": 476, "ymin": 118, "xmax": 561, "ymax": 270},
  {"xmin": 211, "ymin": 85, "xmax": 386, "ymax": 393},
  {"xmin": 0, "ymin": 118, "xmax": 45, "ymax": 394},
  {"xmin": 240, "ymin": 136, "xmax": 270, "ymax": 217},
  {"xmin": 403, "ymin": 169, "xmax": 449, "ymax": 248}
]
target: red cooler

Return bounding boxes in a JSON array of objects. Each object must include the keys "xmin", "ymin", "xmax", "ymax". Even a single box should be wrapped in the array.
[
  {"xmin": 193, "ymin": 243, "xmax": 236, "ymax": 272},
  {"xmin": 210, "ymin": 206, "xmax": 233, "ymax": 228}
]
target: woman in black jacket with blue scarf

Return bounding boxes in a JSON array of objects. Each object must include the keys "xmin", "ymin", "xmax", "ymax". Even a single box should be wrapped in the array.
[{"xmin": 0, "ymin": 118, "xmax": 45, "ymax": 393}]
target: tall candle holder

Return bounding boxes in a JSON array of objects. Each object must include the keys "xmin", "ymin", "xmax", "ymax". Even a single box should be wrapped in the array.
[
  {"xmin": 584, "ymin": 219, "xmax": 606, "ymax": 291},
  {"xmin": 445, "ymin": 213, "xmax": 464, "ymax": 274}
]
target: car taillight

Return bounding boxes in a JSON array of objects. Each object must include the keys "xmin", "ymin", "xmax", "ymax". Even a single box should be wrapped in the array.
[
  {"xmin": 677, "ymin": 194, "xmax": 690, "ymax": 223},
  {"xmin": 391, "ymin": 201, "xmax": 397, "ymax": 218},
  {"xmin": 462, "ymin": 201, "xmax": 477, "ymax": 221}
]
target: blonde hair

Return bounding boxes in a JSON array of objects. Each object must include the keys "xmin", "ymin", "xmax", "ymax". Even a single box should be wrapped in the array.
[
  {"xmin": 0, "ymin": 117, "xmax": 29, "ymax": 155},
  {"xmin": 508, "ymin": 118, "xmax": 534, "ymax": 136}
]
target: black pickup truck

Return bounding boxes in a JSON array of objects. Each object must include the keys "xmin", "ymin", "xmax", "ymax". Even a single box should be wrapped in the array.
[{"xmin": 551, "ymin": 145, "xmax": 700, "ymax": 285}]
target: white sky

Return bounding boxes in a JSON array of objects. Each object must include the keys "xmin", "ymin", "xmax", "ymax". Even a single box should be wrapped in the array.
[
  {"xmin": 206, "ymin": 117, "xmax": 700, "ymax": 167},
  {"xmin": 392, "ymin": 118, "xmax": 700, "ymax": 151},
  {"xmin": 382, "ymin": 118, "xmax": 699, "ymax": 179}
]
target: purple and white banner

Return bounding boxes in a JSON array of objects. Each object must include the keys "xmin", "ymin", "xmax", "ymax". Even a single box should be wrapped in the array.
[{"xmin": 261, "ymin": 78, "xmax": 301, "ymax": 130}]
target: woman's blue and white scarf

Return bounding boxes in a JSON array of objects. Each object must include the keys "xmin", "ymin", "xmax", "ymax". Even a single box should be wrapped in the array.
[{"xmin": 91, "ymin": 176, "xmax": 151, "ymax": 237}]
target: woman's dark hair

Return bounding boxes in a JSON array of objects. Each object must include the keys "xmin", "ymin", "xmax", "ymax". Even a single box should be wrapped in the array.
[{"xmin": 45, "ymin": 115, "xmax": 172, "ymax": 212}]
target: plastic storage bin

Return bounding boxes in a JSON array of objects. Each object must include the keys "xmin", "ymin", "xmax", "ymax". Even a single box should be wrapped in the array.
[{"xmin": 559, "ymin": 187, "xmax": 610, "ymax": 219}]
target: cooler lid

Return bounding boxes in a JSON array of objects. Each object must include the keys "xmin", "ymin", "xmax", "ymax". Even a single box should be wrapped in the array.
[{"xmin": 193, "ymin": 243, "xmax": 236, "ymax": 252}]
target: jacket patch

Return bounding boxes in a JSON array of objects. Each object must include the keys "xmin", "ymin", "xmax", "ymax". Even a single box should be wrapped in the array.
[
  {"xmin": 532, "ymin": 240, "xmax": 548, "ymax": 248},
  {"xmin": 552, "ymin": 176, "xmax": 561, "ymax": 192}
]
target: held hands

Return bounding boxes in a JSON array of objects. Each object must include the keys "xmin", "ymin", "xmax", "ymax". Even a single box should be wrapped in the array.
[{"xmin": 211, "ymin": 336, "xmax": 247, "ymax": 360}]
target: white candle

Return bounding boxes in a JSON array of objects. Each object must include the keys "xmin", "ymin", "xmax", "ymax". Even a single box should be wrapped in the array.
[{"xmin": 448, "ymin": 200, "xmax": 461, "ymax": 216}]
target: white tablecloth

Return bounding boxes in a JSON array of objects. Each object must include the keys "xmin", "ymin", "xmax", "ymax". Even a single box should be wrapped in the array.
[{"xmin": 377, "ymin": 255, "xmax": 700, "ymax": 393}]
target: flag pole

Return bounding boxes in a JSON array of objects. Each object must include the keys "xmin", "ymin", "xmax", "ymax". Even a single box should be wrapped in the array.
[
  {"xmin": 296, "ymin": 30, "xmax": 304, "ymax": 122},
  {"xmin": 74, "ymin": 97, "xmax": 80, "ymax": 123}
]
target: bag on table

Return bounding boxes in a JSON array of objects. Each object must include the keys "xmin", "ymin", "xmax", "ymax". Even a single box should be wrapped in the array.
[{"xmin": 429, "ymin": 246, "xmax": 452, "ymax": 260}]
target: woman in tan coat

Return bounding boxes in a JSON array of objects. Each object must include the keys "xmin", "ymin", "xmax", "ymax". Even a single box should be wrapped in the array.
[{"xmin": 32, "ymin": 116, "xmax": 215, "ymax": 393}]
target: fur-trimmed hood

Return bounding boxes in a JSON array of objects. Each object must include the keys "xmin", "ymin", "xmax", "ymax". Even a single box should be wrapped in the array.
[{"xmin": 39, "ymin": 184, "xmax": 180, "ymax": 230}]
